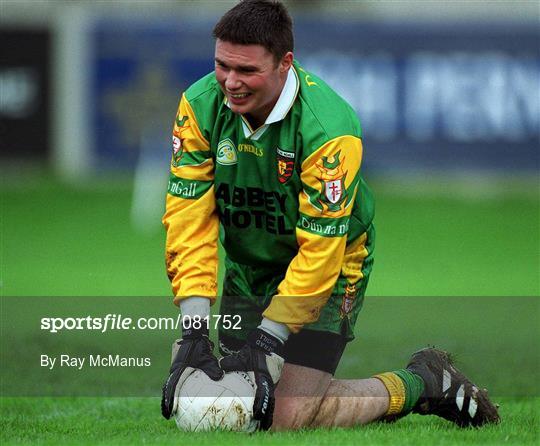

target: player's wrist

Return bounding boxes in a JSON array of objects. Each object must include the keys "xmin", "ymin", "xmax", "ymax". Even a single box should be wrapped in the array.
[
  {"xmin": 179, "ymin": 296, "xmax": 211, "ymax": 319},
  {"xmin": 179, "ymin": 297, "xmax": 211, "ymax": 338},
  {"xmin": 248, "ymin": 327, "xmax": 284, "ymax": 356},
  {"xmin": 258, "ymin": 318, "xmax": 290, "ymax": 344}
]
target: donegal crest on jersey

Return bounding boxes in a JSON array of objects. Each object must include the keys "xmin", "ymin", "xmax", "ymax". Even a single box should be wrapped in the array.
[
  {"xmin": 171, "ymin": 136, "xmax": 183, "ymax": 167},
  {"xmin": 316, "ymin": 150, "xmax": 348, "ymax": 216},
  {"xmin": 277, "ymin": 147, "xmax": 295, "ymax": 183},
  {"xmin": 171, "ymin": 112, "xmax": 190, "ymax": 167},
  {"xmin": 325, "ymin": 179, "xmax": 343, "ymax": 204},
  {"xmin": 340, "ymin": 283, "xmax": 357, "ymax": 318}
]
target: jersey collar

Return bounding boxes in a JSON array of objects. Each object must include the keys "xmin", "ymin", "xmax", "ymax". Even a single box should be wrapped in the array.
[{"xmin": 224, "ymin": 66, "xmax": 299, "ymax": 141}]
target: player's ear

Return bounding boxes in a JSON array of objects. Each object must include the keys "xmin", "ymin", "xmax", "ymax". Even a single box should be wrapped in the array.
[{"xmin": 279, "ymin": 52, "xmax": 294, "ymax": 73}]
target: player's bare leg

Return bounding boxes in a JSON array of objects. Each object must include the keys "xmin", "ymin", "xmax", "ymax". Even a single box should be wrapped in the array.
[
  {"xmin": 273, "ymin": 348, "xmax": 500, "ymax": 430},
  {"xmin": 311, "ymin": 377, "xmax": 390, "ymax": 427},
  {"xmin": 272, "ymin": 363, "xmax": 390, "ymax": 430}
]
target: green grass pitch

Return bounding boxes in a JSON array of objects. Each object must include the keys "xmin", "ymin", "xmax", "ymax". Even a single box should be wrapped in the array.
[{"xmin": 1, "ymin": 174, "xmax": 539, "ymax": 445}]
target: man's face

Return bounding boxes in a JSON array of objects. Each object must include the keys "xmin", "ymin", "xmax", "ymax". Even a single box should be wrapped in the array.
[{"xmin": 215, "ymin": 39, "xmax": 292, "ymax": 126}]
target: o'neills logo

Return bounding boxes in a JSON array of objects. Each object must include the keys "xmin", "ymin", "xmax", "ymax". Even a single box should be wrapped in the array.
[
  {"xmin": 217, "ymin": 139, "xmax": 238, "ymax": 165},
  {"xmin": 238, "ymin": 143, "xmax": 263, "ymax": 157},
  {"xmin": 276, "ymin": 148, "xmax": 295, "ymax": 184}
]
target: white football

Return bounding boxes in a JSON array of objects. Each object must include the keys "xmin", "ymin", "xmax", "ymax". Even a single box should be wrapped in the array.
[{"xmin": 174, "ymin": 369, "xmax": 259, "ymax": 432}]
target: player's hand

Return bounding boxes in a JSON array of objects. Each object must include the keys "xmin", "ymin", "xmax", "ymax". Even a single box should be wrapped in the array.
[
  {"xmin": 161, "ymin": 326, "xmax": 223, "ymax": 419},
  {"xmin": 219, "ymin": 328, "xmax": 285, "ymax": 430}
]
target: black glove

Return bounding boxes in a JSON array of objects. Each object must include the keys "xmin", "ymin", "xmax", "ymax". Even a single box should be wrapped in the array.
[
  {"xmin": 161, "ymin": 326, "xmax": 223, "ymax": 419},
  {"xmin": 220, "ymin": 328, "xmax": 285, "ymax": 430}
]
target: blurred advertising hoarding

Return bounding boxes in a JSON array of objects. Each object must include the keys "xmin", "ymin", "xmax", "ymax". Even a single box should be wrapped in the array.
[
  {"xmin": 0, "ymin": 29, "xmax": 51, "ymax": 160},
  {"xmin": 85, "ymin": 18, "xmax": 539, "ymax": 173}
]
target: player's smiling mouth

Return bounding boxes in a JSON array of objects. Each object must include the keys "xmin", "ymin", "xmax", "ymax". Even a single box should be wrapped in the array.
[
  {"xmin": 229, "ymin": 93, "xmax": 251, "ymax": 98},
  {"xmin": 228, "ymin": 92, "xmax": 252, "ymax": 106}
]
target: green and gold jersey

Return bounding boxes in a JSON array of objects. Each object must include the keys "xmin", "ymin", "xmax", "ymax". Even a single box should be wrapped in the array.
[{"xmin": 163, "ymin": 60, "xmax": 375, "ymax": 332}]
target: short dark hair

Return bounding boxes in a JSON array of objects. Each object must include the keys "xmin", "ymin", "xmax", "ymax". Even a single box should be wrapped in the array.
[{"xmin": 213, "ymin": 0, "xmax": 294, "ymax": 62}]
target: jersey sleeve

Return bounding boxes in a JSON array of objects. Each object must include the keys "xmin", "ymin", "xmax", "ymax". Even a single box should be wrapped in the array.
[
  {"xmin": 163, "ymin": 93, "xmax": 219, "ymax": 306},
  {"xmin": 263, "ymin": 135, "xmax": 363, "ymax": 332}
]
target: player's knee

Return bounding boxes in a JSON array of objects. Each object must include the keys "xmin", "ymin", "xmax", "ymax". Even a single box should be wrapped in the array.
[{"xmin": 272, "ymin": 397, "xmax": 319, "ymax": 431}]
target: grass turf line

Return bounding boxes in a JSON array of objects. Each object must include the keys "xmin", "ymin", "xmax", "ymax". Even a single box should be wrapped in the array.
[{"xmin": 1, "ymin": 397, "xmax": 538, "ymax": 445}]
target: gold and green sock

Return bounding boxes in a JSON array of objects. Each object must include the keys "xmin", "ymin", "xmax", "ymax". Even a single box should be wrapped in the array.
[{"xmin": 373, "ymin": 369, "xmax": 425, "ymax": 415}]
